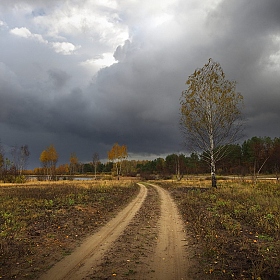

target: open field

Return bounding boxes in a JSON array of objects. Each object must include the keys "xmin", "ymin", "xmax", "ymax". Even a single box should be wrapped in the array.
[
  {"xmin": 0, "ymin": 180, "xmax": 192, "ymax": 280},
  {"xmin": 0, "ymin": 180, "xmax": 139, "ymax": 279},
  {"xmin": 1, "ymin": 178, "xmax": 279, "ymax": 279},
  {"xmin": 38, "ymin": 183, "xmax": 192, "ymax": 280},
  {"xmin": 158, "ymin": 179, "xmax": 280, "ymax": 279}
]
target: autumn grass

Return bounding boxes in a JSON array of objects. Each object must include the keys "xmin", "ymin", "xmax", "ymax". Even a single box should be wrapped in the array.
[
  {"xmin": 0, "ymin": 178, "xmax": 134, "ymax": 188},
  {"xmin": 0, "ymin": 180, "xmax": 139, "ymax": 279},
  {"xmin": 158, "ymin": 179, "xmax": 280, "ymax": 280}
]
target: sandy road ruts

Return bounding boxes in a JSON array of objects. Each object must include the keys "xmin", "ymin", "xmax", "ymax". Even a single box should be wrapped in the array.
[
  {"xmin": 40, "ymin": 183, "xmax": 190, "ymax": 280},
  {"xmin": 149, "ymin": 183, "xmax": 189, "ymax": 280},
  {"xmin": 39, "ymin": 184, "xmax": 147, "ymax": 280}
]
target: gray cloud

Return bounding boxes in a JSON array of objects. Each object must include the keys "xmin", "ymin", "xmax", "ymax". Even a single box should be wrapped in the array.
[
  {"xmin": 1, "ymin": 0, "xmax": 280, "ymax": 168},
  {"xmin": 48, "ymin": 69, "xmax": 71, "ymax": 89}
]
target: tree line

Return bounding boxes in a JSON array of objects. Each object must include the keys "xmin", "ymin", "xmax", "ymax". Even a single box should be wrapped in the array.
[
  {"xmin": 0, "ymin": 143, "xmax": 30, "ymax": 183},
  {"xmin": 32, "ymin": 137, "xmax": 280, "ymax": 181},
  {"xmin": 137, "ymin": 136, "xmax": 280, "ymax": 180},
  {"xmin": 1, "ymin": 137, "xmax": 280, "ymax": 182},
  {"xmin": 35, "ymin": 143, "xmax": 128, "ymax": 180}
]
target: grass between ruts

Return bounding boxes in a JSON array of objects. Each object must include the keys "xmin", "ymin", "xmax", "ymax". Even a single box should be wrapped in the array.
[
  {"xmin": 158, "ymin": 179, "xmax": 280, "ymax": 280},
  {"xmin": 0, "ymin": 180, "xmax": 139, "ymax": 279}
]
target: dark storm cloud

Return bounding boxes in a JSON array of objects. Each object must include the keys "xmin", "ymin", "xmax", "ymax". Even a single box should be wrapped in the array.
[
  {"xmin": 204, "ymin": 0, "xmax": 280, "ymax": 138},
  {"xmin": 1, "ymin": 0, "xmax": 280, "ymax": 168},
  {"xmin": 48, "ymin": 69, "xmax": 71, "ymax": 89}
]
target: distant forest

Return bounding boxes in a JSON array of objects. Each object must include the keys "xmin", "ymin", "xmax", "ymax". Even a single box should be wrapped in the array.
[
  {"xmin": 1, "ymin": 136, "xmax": 280, "ymax": 182},
  {"xmin": 105, "ymin": 136, "xmax": 279, "ymax": 179}
]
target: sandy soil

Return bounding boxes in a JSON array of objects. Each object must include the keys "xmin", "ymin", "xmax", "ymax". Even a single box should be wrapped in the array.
[
  {"xmin": 150, "ymin": 183, "xmax": 190, "ymax": 280},
  {"xmin": 39, "ymin": 183, "xmax": 193, "ymax": 280}
]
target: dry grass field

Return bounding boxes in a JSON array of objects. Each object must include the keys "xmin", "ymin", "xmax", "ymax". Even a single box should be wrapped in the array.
[
  {"xmin": 1, "ymin": 178, "xmax": 279, "ymax": 279},
  {"xmin": 158, "ymin": 178, "xmax": 280, "ymax": 280},
  {"xmin": 0, "ymin": 180, "xmax": 139, "ymax": 279}
]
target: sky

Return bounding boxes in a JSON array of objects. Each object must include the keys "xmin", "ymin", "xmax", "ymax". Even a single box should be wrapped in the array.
[{"xmin": 1, "ymin": 0, "xmax": 280, "ymax": 169}]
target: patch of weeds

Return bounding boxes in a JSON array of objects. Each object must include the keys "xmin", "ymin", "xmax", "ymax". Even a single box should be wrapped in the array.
[
  {"xmin": 124, "ymin": 269, "xmax": 136, "ymax": 276},
  {"xmin": 68, "ymin": 197, "xmax": 75, "ymax": 206},
  {"xmin": 257, "ymin": 234, "xmax": 274, "ymax": 242},
  {"xmin": 62, "ymin": 249, "xmax": 72, "ymax": 256},
  {"xmin": 44, "ymin": 199, "xmax": 54, "ymax": 207}
]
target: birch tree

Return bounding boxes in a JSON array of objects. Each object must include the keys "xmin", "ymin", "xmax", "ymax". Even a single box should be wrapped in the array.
[
  {"xmin": 19, "ymin": 145, "xmax": 30, "ymax": 175},
  {"xmin": 180, "ymin": 58, "xmax": 244, "ymax": 188},
  {"xmin": 242, "ymin": 137, "xmax": 273, "ymax": 183},
  {"xmin": 69, "ymin": 152, "xmax": 78, "ymax": 175},
  {"xmin": 48, "ymin": 145, "xmax": 58, "ymax": 179},
  {"xmin": 108, "ymin": 143, "xmax": 128, "ymax": 179},
  {"xmin": 40, "ymin": 144, "xmax": 58, "ymax": 180},
  {"xmin": 92, "ymin": 152, "xmax": 99, "ymax": 180},
  {"xmin": 40, "ymin": 149, "xmax": 49, "ymax": 178}
]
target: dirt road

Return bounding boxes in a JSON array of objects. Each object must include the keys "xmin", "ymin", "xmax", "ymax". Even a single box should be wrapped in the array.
[
  {"xmin": 150, "ymin": 183, "xmax": 189, "ymax": 280},
  {"xmin": 39, "ymin": 184, "xmax": 147, "ymax": 280},
  {"xmin": 39, "ymin": 183, "xmax": 191, "ymax": 280}
]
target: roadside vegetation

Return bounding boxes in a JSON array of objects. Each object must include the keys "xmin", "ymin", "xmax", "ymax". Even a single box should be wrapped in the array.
[
  {"xmin": 0, "ymin": 180, "xmax": 139, "ymax": 279},
  {"xmin": 2, "ymin": 136, "xmax": 280, "ymax": 185},
  {"xmin": 159, "ymin": 178, "xmax": 280, "ymax": 280}
]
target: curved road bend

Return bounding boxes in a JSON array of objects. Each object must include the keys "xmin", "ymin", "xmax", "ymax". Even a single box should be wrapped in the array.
[{"xmin": 39, "ymin": 183, "xmax": 147, "ymax": 280}]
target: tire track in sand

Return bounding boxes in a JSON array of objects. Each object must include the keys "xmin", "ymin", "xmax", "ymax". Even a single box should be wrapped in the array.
[
  {"xmin": 39, "ymin": 184, "xmax": 147, "ymax": 280},
  {"xmin": 148, "ymin": 183, "xmax": 189, "ymax": 280}
]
